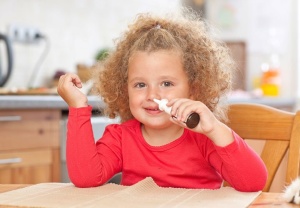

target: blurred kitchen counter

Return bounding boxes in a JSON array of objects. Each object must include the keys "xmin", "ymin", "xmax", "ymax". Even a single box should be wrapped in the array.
[
  {"xmin": 0, "ymin": 95, "xmax": 296, "ymax": 111},
  {"xmin": 0, "ymin": 95, "xmax": 105, "ymax": 110}
]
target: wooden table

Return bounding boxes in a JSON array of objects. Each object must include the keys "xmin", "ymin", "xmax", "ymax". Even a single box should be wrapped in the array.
[{"xmin": 0, "ymin": 184, "xmax": 298, "ymax": 207}]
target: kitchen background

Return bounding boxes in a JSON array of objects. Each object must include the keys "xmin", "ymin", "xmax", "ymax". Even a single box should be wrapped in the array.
[
  {"xmin": 0, "ymin": 0, "xmax": 181, "ymax": 89},
  {"xmin": 0, "ymin": 0, "xmax": 299, "ymax": 192},
  {"xmin": 0, "ymin": 0, "xmax": 299, "ymax": 103}
]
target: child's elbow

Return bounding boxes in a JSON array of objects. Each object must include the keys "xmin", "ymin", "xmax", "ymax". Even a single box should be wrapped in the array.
[
  {"xmin": 69, "ymin": 174, "xmax": 105, "ymax": 188},
  {"xmin": 236, "ymin": 182, "xmax": 266, "ymax": 192},
  {"xmin": 236, "ymin": 172, "xmax": 268, "ymax": 192}
]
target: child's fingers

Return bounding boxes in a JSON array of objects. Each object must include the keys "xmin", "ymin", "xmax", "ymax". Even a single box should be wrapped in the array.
[
  {"xmin": 63, "ymin": 73, "xmax": 82, "ymax": 88},
  {"xmin": 168, "ymin": 99, "xmax": 201, "ymax": 122},
  {"xmin": 57, "ymin": 73, "xmax": 88, "ymax": 107},
  {"xmin": 57, "ymin": 73, "xmax": 82, "ymax": 95}
]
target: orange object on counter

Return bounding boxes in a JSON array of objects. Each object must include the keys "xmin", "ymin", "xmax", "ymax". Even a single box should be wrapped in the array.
[
  {"xmin": 260, "ymin": 69, "xmax": 280, "ymax": 96},
  {"xmin": 260, "ymin": 53, "xmax": 281, "ymax": 97}
]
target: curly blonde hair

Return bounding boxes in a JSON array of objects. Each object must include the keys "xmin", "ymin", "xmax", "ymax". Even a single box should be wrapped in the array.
[{"xmin": 94, "ymin": 10, "xmax": 235, "ymax": 122}]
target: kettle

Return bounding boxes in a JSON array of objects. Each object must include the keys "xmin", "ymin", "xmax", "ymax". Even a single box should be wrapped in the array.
[{"xmin": 0, "ymin": 33, "xmax": 13, "ymax": 87}]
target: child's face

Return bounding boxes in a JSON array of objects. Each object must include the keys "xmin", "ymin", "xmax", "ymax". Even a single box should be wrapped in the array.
[{"xmin": 127, "ymin": 50, "xmax": 190, "ymax": 128}]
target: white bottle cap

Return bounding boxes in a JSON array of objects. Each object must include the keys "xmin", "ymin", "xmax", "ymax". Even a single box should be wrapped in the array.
[{"xmin": 153, "ymin": 99, "xmax": 171, "ymax": 114}]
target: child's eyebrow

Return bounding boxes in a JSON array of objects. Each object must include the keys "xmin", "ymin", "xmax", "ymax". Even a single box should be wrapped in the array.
[
  {"xmin": 128, "ymin": 75, "xmax": 179, "ymax": 83},
  {"xmin": 128, "ymin": 77, "xmax": 145, "ymax": 83},
  {"xmin": 159, "ymin": 75, "xmax": 178, "ymax": 80}
]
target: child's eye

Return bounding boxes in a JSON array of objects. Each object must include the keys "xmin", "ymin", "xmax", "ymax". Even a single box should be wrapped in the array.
[
  {"xmin": 134, "ymin": 83, "xmax": 146, "ymax": 88},
  {"xmin": 162, "ymin": 81, "xmax": 173, "ymax": 87}
]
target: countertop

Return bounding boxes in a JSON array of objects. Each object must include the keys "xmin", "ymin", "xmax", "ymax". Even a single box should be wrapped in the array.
[
  {"xmin": 0, "ymin": 95, "xmax": 105, "ymax": 110},
  {"xmin": 0, "ymin": 95, "xmax": 296, "ymax": 110}
]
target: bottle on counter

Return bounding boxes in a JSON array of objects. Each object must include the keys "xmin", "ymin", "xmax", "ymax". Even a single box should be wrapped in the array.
[{"xmin": 260, "ymin": 53, "xmax": 281, "ymax": 96}]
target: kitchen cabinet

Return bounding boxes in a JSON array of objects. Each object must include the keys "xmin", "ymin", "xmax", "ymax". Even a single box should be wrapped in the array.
[{"xmin": 0, "ymin": 109, "xmax": 61, "ymax": 184}]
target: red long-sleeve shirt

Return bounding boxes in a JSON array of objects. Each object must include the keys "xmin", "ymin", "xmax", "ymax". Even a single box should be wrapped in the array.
[{"xmin": 67, "ymin": 106, "xmax": 267, "ymax": 192}]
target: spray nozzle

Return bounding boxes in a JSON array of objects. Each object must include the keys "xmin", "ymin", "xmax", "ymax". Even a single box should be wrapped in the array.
[{"xmin": 153, "ymin": 98, "xmax": 171, "ymax": 114}]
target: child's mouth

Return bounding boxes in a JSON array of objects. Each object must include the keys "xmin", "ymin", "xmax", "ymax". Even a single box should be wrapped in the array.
[{"xmin": 145, "ymin": 107, "xmax": 161, "ymax": 113}]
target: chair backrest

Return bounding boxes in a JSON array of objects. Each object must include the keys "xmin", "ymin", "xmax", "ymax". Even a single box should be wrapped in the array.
[{"xmin": 226, "ymin": 103, "xmax": 300, "ymax": 192}]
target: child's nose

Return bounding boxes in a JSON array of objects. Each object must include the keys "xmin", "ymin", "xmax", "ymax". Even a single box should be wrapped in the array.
[{"xmin": 146, "ymin": 86, "xmax": 160, "ymax": 101}]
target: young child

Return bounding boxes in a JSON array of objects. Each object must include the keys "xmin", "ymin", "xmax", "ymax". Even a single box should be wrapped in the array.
[{"xmin": 57, "ymin": 11, "xmax": 267, "ymax": 192}]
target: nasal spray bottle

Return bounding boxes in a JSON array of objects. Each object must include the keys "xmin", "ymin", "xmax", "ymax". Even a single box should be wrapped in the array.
[{"xmin": 153, "ymin": 99, "xmax": 200, "ymax": 129}]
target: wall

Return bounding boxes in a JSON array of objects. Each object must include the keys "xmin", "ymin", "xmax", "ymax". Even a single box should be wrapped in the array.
[
  {"xmin": 0, "ymin": 0, "xmax": 180, "ymax": 88},
  {"xmin": 206, "ymin": 0, "xmax": 298, "ymax": 100}
]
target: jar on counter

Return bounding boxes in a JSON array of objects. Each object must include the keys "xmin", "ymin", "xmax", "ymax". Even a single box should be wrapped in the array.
[{"xmin": 260, "ymin": 54, "xmax": 281, "ymax": 96}]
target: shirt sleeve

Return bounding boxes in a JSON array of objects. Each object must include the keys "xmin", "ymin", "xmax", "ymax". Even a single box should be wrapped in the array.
[
  {"xmin": 66, "ymin": 106, "xmax": 122, "ymax": 188},
  {"xmin": 208, "ymin": 130, "xmax": 268, "ymax": 192}
]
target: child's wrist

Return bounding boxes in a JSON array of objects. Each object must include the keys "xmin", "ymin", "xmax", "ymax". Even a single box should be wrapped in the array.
[{"xmin": 207, "ymin": 122, "xmax": 234, "ymax": 147}]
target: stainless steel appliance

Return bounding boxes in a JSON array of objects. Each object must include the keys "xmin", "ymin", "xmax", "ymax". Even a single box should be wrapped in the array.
[{"xmin": 0, "ymin": 33, "xmax": 13, "ymax": 87}]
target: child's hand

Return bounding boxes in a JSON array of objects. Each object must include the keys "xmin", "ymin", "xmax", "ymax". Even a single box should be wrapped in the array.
[
  {"xmin": 57, "ymin": 73, "xmax": 88, "ymax": 108},
  {"xmin": 167, "ymin": 98, "xmax": 215, "ymax": 132},
  {"xmin": 168, "ymin": 98, "xmax": 234, "ymax": 146}
]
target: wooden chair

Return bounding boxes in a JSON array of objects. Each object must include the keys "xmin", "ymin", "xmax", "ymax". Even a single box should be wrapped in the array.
[{"xmin": 226, "ymin": 103, "xmax": 300, "ymax": 192}]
